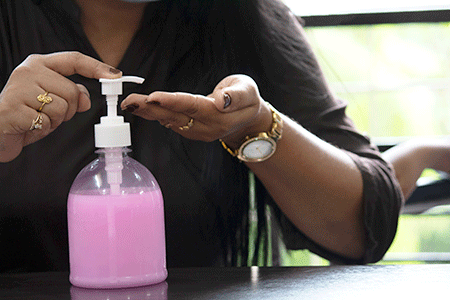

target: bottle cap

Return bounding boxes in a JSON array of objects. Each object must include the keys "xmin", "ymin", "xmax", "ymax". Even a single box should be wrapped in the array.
[{"xmin": 95, "ymin": 76, "xmax": 145, "ymax": 148}]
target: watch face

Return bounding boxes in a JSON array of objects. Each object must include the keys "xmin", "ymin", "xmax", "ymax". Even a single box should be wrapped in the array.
[{"xmin": 241, "ymin": 139, "xmax": 275, "ymax": 160}]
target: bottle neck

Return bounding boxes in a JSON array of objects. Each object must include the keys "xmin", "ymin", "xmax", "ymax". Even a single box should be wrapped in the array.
[
  {"xmin": 97, "ymin": 147, "xmax": 130, "ymax": 195},
  {"xmin": 96, "ymin": 147, "xmax": 131, "ymax": 157}
]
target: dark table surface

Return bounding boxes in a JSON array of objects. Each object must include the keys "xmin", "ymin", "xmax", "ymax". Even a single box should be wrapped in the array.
[{"xmin": 1, "ymin": 265, "xmax": 450, "ymax": 299}]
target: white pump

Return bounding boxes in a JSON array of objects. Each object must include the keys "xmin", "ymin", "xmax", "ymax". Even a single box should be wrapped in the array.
[
  {"xmin": 95, "ymin": 76, "xmax": 145, "ymax": 148},
  {"xmin": 95, "ymin": 76, "xmax": 145, "ymax": 195}
]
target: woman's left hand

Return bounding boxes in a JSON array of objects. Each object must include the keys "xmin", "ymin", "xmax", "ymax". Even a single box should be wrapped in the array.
[{"xmin": 120, "ymin": 74, "xmax": 272, "ymax": 147}]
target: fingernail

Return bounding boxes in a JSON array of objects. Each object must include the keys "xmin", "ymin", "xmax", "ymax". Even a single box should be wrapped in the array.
[
  {"xmin": 223, "ymin": 93, "xmax": 231, "ymax": 109},
  {"xmin": 109, "ymin": 67, "xmax": 121, "ymax": 74},
  {"xmin": 145, "ymin": 99, "xmax": 161, "ymax": 105},
  {"xmin": 82, "ymin": 90, "xmax": 90, "ymax": 99},
  {"xmin": 123, "ymin": 104, "xmax": 139, "ymax": 113}
]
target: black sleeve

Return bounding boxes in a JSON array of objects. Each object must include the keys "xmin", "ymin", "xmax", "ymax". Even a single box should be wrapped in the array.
[
  {"xmin": 0, "ymin": 1, "xmax": 13, "ymax": 87},
  {"xmin": 1, "ymin": 0, "xmax": 38, "ymax": 86}
]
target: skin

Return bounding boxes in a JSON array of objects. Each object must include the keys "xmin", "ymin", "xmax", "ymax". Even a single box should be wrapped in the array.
[
  {"xmin": 382, "ymin": 137, "xmax": 450, "ymax": 201},
  {"xmin": 0, "ymin": 0, "xmax": 366, "ymax": 259},
  {"xmin": 0, "ymin": 52, "xmax": 122, "ymax": 162}
]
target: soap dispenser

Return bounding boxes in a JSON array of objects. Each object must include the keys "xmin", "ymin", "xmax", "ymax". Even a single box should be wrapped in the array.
[{"xmin": 67, "ymin": 76, "xmax": 167, "ymax": 289}]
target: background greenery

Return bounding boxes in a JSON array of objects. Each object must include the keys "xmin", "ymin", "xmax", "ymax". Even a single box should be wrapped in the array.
[
  {"xmin": 280, "ymin": 22, "xmax": 450, "ymax": 265},
  {"xmin": 306, "ymin": 22, "xmax": 450, "ymax": 138}
]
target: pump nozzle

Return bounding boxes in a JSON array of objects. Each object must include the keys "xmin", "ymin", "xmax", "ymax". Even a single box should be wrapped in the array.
[
  {"xmin": 95, "ymin": 76, "xmax": 145, "ymax": 195},
  {"xmin": 95, "ymin": 76, "xmax": 145, "ymax": 148}
]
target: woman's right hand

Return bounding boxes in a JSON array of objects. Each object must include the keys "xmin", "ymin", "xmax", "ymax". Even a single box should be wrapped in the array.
[{"xmin": 0, "ymin": 51, "xmax": 122, "ymax": 162}]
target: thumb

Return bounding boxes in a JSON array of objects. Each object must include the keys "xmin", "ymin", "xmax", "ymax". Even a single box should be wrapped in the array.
[
  {"xmin": 210, "ymin": 74, "xmax": 260, "ymax": 113},
  {"xmin": 211, "ymin": 84, "xmax": 256, "ymax": 113}
]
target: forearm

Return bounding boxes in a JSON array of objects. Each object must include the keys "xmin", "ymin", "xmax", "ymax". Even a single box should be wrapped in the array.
[
  {"xmin": 247, "ymin": 115, "xmax": 365, "ymax": 260},
  {"xmin": 382, "ymin": 137, "xmax": 450, "ymax": 200}
]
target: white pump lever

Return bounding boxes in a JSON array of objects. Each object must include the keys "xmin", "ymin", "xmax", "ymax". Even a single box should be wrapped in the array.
[
  {"xmin": 99, "ymin": 76, "xmax": 145, "ymax": 96},
  {"xmin": 95, "ymin": 75, "xmax": 145, "ymax": 148},
  {"xmin": 99, "ymin": 76, "xmax": 145, "ymax": 118}
]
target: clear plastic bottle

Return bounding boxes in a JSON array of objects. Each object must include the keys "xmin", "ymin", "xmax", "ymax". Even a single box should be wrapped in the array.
[
  {"xmin": 67, "ymin": 76, "xmax": 167, "ymax": 289},
  {"xmin": 70, "ymin": 281, "xmax": 168, "ymax": 300}
]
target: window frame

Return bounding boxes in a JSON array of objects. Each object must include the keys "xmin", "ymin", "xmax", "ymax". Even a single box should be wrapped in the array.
[{"xmin": 299, "ymin": 10, "xmax": 450, "ymax": 27}]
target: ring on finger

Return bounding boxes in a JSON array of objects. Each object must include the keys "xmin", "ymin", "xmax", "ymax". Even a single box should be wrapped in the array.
[
  {"xmin": 158, "ymin": 120, "xmax": 173, "ymax": 128},
  {"xmin": 179, "ymin": 118, "xmax": 194, "ymax": 131},
  {"xmin": 29, "ymin": 112, "xmax": 43, "ymax": 131},
  {"xmin": 37, "ymin": 91, "xmax": 53, "ymax": 112}
]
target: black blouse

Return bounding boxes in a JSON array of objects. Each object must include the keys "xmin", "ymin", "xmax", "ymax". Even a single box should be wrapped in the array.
[{"xmin": 0, "ymin": 0, "xmax": 403, "ymax": 272}]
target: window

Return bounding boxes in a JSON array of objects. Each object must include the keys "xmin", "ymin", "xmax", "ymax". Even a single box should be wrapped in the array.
[
  {"xmin": 305, "ymin": 22, "xmax": 450, "ymax": 140},
  {"xmin": 282, "ymin": 1, "xmax": 450, "ymax": 142},
  {"xmin": 284, "ymin": 0, "xmax": 450, "ymax": 16},
  {"xmin": 280, "ymin": 1, "xmax": 450, "ymax": 265}
]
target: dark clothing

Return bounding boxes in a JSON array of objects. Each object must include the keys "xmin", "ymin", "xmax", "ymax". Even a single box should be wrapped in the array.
[{"xmin": 0, "ymin": 0, "xmax": 403, "ymax": 272}]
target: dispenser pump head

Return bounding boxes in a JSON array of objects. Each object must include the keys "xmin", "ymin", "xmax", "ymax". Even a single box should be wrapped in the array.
[{"xmin": 94, "ymin": 76, "xmax": 145, "ymax": 148}]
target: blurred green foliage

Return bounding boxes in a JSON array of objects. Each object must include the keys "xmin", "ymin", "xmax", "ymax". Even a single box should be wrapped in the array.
[
  {"xmin": 280, "ymin": 23, "xmax": 450, "ymax": 265},
  {"xmin": 305, "ymin": 22, "xmax": 450, "ymax": 138}
]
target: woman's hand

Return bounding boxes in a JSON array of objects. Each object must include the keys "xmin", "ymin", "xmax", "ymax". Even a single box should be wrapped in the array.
[
  {"xmin": 0, "ymin": 51, "xmax": 122, "ymax": 162},
  {"xmin": 121, "ymin": 74, "xmax": 273, "ymax": 147}
]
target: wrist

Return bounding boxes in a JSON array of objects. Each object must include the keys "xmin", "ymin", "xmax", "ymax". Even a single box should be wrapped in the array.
[
  {"xmin": 219, "ymin": 102, "xmax": 283, "ymax": 162},
  {"xmin": 220, "ymin": 102, "xmax": 273, "ymax": 149}
]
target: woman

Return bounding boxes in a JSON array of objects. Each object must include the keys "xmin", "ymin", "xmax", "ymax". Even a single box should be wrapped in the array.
[{"xmin": 0, "ymin": 0, "xmax": 403, "ymax": 272}]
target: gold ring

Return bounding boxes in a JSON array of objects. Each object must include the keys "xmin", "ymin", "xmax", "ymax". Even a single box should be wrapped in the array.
[
  {"xmin": 179, "ymin": 118, "xmax": 194, "ymax": 131},
  {"xmin": 37, "ymin": 91, "xmax": 53, "ymax": 112},
  {"xmin": 29, "ymin": 112, "xmax": 43, "ymax": 131}
]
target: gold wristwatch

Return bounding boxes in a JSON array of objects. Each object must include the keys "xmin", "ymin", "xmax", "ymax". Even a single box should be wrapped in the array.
[{"xmin": 220, "ymin": 103, "xmax": 283, "ymax": 162}]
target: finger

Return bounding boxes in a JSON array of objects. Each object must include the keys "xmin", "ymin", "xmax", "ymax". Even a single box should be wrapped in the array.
[
  {"xmin": 24, "ymin": 110, "xmax": 52, "ymax": 145},
  {"xmin": 7, "ymin": 56, "xmax": 94, "ymax": 119},
  {"xmin": 28, "ymin": 51, "xmax": 122, "ymax": 80},
  {"xmin": 121, "ymin": 94, "xmax": 212, "ymax": 136},
  {"xmin": 156, "ymin": 113, "xmax": 211, "ymax": 141},
  {"xmin": 120, "ymin": 93, "xmax": 148, "ymax": 112},
  {"xmin": 6, "ymin": 107, "xmax": 51, "ymax": 135},
  {"xmin": 0, "ymin": 105, "xmax": 39, "ymax": 135},
  {"xmin": 143, "ymin": 91, "xmax": 216, "ymax": 117},
  {"xmin": 33, "ymin": 70, "xmax": 90, "ymax": 119},
  {"xmin": 29, "ymin": 90, "xmax": 70, "ymax": 128},
  {"xmin": 122, "ymin": 94, "xmax": 194, "ymax": 125},
  {"xmin": 76, "ymin": 84, "xmax": 91, "ymax": 112}
]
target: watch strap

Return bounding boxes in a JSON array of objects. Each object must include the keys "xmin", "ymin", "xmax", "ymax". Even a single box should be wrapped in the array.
[
  {"xmin": 219, "ymin": 103, "xmax": 283, "ymax": 158},
  {"xmin": 266, "ymin": 102, "xmax": 283, "ymax": 142},
  {"xmin": 219, "ymin": 139, "xmax": 239, "ymax": 157}
]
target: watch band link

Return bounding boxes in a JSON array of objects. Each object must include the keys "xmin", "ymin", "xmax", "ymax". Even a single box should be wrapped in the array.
[{"xmin": 219, "ymin": 102, "xmax": 283, "ymax": 159}]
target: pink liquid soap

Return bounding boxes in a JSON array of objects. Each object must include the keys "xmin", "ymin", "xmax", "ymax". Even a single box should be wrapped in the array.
[{"xmin": 67, "ymin": 189, "xmax": 167, "ymax": 289}]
